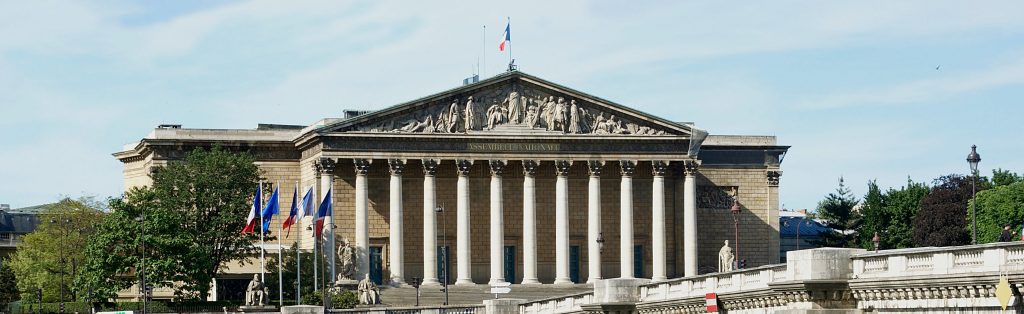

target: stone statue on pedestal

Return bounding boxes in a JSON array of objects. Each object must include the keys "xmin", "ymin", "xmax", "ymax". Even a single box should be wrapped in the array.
[
  {"xmin": 244, "ymin": 274, "xmax": 268, "ymax": 306},
  {"xmin": 336, "ymin": 239, "xmax": 358, "ymax": 283},
  {"xmin": 358, "ymin": 274, "xmax": 381, "ymax": 305},
  {"xmin": 719, "ymin": 240, "xmax": 734, "ymax": 273}
]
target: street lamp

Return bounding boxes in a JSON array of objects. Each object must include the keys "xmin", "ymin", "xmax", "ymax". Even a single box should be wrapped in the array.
[
  {"xmin": 967, "ymin": 145, "xmax": 981, "ymax": 245},
  {"xmin": 730, "ymin": 200, "xmax": 741, "ymax": 269},
  {"xmin": 410, "ymin": 276, "xmax": 422, "ymax": 306},
  {"xmin": 872, "ymin": 232, "xmax": 881, "ymax": 253},
  {"xmin": 134, "ymin": 214, "xmax": 147, "ymax": 314},
  {"xmin": 596, "ymin": 232, "xmax": 605, "ymax": 253},
  {"xmin": 434, "ymin": 205, "xmax": 449, "ymax": 306}
]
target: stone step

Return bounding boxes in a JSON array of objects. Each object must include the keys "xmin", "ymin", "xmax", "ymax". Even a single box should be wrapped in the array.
[{"xmin": 375, "ymin": 284, "xmax": 593, "ymax": 307}]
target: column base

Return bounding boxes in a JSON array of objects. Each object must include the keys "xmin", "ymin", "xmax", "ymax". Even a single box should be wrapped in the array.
[
  {"xmin": 455, "ymin": 278, "xmax": 475, "ymax": 285},
  {"xmin": 586, "ymin": 277, "xmax": 602, "ymax": 284},
  {"xmin": 553, "ymin": 278, "xmax": 573, "ymax": 285},
  {"xmin": 421, "ymin": 278, "xmax": 441, "ymax": 286},
  {"xmin": 521, "ymin": 278, "xmax": 541, "ymax": 285}
]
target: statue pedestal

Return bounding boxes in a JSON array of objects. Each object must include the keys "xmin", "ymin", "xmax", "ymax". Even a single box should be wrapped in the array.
[
  {"xmin": 333, "ymin": 279, "xmax": 358, "ymax": 291},
  {"xmin": 238, "ymin": 305, "xmax": 277, "ymax": 313}
]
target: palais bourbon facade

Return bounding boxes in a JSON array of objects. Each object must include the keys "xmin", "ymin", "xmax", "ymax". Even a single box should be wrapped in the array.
[{"xmin": 114, "ymin": 71, "xmax": 788, "ymax": 287}]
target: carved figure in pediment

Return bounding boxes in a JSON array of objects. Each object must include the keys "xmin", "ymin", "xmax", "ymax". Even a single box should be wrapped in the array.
[
  {"xmin": 608, "ymin": 115, "xmax": 627, "ymax": 134},
  {"xmin": 486, "ymin": 103, "xmax": 507, "ymax": 130},
  {"xmin": 447, "ymin": 101, "xmax": 463, "ymax": 133},
  {"xmin": 568, "ymin": 99, "xmax": 583, "ymax": 134},
  {"xmin": 398, "ymin": 115, "xmax": 434, "ymax": 133},
  {"xmin": 504, "ymin": 91, "xmax": 523, "ymax": 124},
  {"xmin": 592, "ymin": 113, "xmax": 607, "ymax": 134},
  {"xmin": 464, "ymin": 96, "xmax": 476, "ymax": 132},
  {"xmin": 433, "ymin": 112, "xmax": 446, "ymax": 133},
  {"xmin": 541, "ymin": 96, "xmax": 556, "ymax": 131},
  {"xmin": 525, "ymin": 104, "xmax": 540, "ymax": 129}
]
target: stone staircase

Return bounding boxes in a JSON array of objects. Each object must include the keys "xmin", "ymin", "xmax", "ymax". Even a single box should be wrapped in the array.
[{"xmin": 376, "ymin": 284, "xmax": 593, "ymax": 307}]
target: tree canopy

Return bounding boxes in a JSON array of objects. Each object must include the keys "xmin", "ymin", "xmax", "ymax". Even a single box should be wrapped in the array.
[
  {"xmin": 9, "ymin": 197, "xmax": 105, "ymax": 302},
  {"xmin": 975, "ymin": 180, "xmax": 1024, "ymax": 243},
  {"xmin": 913, "ymin": 174, "xmax": 990, "ymax": 247},
  {"xmin": 79, "ymin": 146, "xmax": 262, "ymax": 300},
  {"xmin": 0, "ymin": 258, "xmax": 18, "ymax": 306},
  {"xmin": 814, "ymin": 177, "xmax": 861, "ymax": 248},
  {"xmin": 858, "ymin": 178, "xmax": 929, "ymax": 250}
]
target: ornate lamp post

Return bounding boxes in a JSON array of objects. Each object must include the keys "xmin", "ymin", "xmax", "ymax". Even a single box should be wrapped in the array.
[
  {"xmin": 730, "ymin": 200, "xmax": 741, "ymax": 269},
  {"xmin": 434, "ymin": 205, "xmax": 449, "ymax": 306},
  {"xmin": 967, "ymin": 145, "xmax": 981, "ymax": 245}
]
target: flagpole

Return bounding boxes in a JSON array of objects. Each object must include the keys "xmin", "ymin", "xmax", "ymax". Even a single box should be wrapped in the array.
[
  {"xmin": 260, "ymin": 181, "xmax": 266, "ymax": 283},
  {"xmin": 482, "ymin": 24, "xmax": 486, "ymax": 77},
  {"xmin": 277, "ymin": 182, "xmax": 284, "ymax": 308},
  {"xmin": 295, "ymin": 182, "xmax": 301, "ymax": 304},
  {"xmin": 507, "ymin": 17, "xmax": 512, "ymax": 70},
  {"xmin": 313, "ymin": 220, "xmax": 318, "ymax": 292}
]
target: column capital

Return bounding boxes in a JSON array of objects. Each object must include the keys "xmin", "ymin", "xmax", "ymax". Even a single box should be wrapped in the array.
[
  {"xmin": 588, "ymin": 160, "xmax": 605, "ymax": 177},
  {"xmin": 522, "ymin": 160, "xmax": 539, "ymax": 176},
  {"xmin": 767, "ymin": 170, "xmax": 782, "ymax": 186},
  {"xmin": 620, "ymin": 160, "xmax": 637, "ymax": 176},
  {"xmin": 652, "ymin": 160, "xmax": 669, "ymax": 177},
  {"xmin": 422, "ymin": 158, "xmax": 439, "ymax": 176},
  {"xmin": 354, "ymin": 158, "xmax": 372, "ymax": 175},
  {"xmin": 683, "ymin": 160, "xmax": 700, "ymax": 176},
  {"xmin": 388, "ymin": 159, "xmax": 405, "ymax": 176},
  {"xmin": 456, "ymin": 159, "xmax": 473, "ymax": 176},
  {"xmin": 318, "ymin": 158, "xmax": 337, "ymax": 174},
  {"xmin": 489, "ymin": 160, "xmax": 506, "ymax": 176},
  {"xmin": 555, "ymin": 160, "xmax": 572, "ymax": 176}
]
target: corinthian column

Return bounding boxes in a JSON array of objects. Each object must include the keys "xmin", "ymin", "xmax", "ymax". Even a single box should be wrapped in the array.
[
  {"xmin": 586, "ymin": 160, "xmax": 604, "ymax": 283},
  {"xmin": 388, "ymin": 159, "xmax": 405, "ymax": 285},
  {"xmin": 683, "ymin": 161, "xmax": 699, "ymax": 277},
  {"xmin": 651, "ymin": 161, "xmax": 668, "ymax": 282},
  {"xmin": 521, "ymin": 160, "xmax": 540, "ymax": 284},
  {"xmin": 488, "ymin": 160, "xmax": 507, "ymax": 285},
  {"xmin": 455, "ymin": 159, "xmax": 474, "ymax": 285},
  {"xmin": 353, "ymin": 158, "xmax": 372, "ymax": 280},
  {"xmin": 421, "ymin": 159, "xmax": 440, "ymax": 286},
  {"xmin": 554, "ymin": 160, "xmax": 573, "ymax": 284},
  {"xmin": 318, "ymin": 158, "xmax": 337, "ymax": 281},
  {"xmin": 620, "ymin": 160, "xmax": 636, "ymax": 279}
]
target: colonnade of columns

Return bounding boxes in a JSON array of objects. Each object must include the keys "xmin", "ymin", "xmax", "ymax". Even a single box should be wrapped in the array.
[{"xmin": 315, "ymin": 158, "xmax": 700, "ymax": 285}]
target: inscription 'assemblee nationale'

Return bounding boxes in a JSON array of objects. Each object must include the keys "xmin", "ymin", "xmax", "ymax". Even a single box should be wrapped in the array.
[{"xmin": 467, "ymin": 143, "xmax": 560, "ymax": 152}]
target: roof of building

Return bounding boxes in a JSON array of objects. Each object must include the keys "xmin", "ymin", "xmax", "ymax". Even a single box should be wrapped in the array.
[
  {"xmin": 780, "ymin": 216, "xmax": 830, "ymax": 237},
  {"xmin": 0, "ymin": 210, "xmax": 42, "ymax": 233}
]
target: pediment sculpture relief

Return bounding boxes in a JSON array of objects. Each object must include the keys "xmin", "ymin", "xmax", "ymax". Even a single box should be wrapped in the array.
[{"xmin": 354, "ymin": 86, "xmax": 670, "ymax": 136}]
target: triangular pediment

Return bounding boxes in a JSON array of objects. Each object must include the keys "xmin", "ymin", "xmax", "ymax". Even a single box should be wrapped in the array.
[{"xmin": 317, "ymin": 71, "xmax": 700, "ymax": 138}]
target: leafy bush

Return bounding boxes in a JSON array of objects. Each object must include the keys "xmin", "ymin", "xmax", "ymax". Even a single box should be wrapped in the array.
[{"xmin": 300, "ymin": 289, "xmax": 357, "ymax": 309}]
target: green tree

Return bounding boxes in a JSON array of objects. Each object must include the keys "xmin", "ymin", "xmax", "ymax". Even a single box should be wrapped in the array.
[
  {"xmin": 974, "ymin": 181, "xmax": 1024, "ymax": 243},
  {"xmin": 9, "ymin": 198, "xmax": 105, "ymax": 302},
  {"xmin": 857, "ymin": 180, "xmax": 884, "ymax": 249},
  {"xmin": 876, "ymin": 178, "xmax": 929, "ymax": 249},
  {"xmin": 0, "ymin": 258, "xmax": 18, "ymax": 306},
  {"xmin": 814, "ymin": 177, "xmax": 861, "ymax": 248},
  {"xmin": 992, "ymin": 168, "xmax": 1023, "ymax": 187},
  {"xmin": 263, "ymin": 243, "xmax": 327, "ymax": 305},
  {"xmin": 80, "ymin": 147, "xmax": 262, "ymax": 300},
  {"xmin": 913, "ymin": 174, "xmax": 990, "ymax": 247}
]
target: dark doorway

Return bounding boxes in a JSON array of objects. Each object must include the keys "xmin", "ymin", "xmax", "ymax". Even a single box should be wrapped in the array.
[
  {"xmin": 437, "ymin": 246, "xmax": 451, "ymax": 284},
  {"xmin": 369, "ymin": 246, "xmax": 383, "ymax": 284},
  {"xmin": 633, "ymin": 245, "xmax": 644, "ymax": 278},
  {"xmin": 569, "ymin": 245, "xmax": 580, "ymax": 283},
  {"xmin": 503, "ymin": 245, "xmax": 516, "ymax": 282}
]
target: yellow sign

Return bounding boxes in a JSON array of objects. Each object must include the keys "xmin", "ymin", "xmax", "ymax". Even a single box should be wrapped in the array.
[{"xmin": 996, "ymin": 274, "xmax": 1011, "ymax": 310}]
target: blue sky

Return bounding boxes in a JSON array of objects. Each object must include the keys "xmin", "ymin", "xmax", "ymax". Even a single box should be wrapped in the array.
[{"xmin": 1, "ymin": 1, "xmax": 1022, "ymax": 209}]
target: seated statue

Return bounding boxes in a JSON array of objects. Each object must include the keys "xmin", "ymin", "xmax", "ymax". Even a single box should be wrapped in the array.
[
  {"xmin": 245, "ymin": 274, "xmax": 268, "ymax": 306},
  {"xmin": 357, "ymin": 274, "xmax": 381, "ymax": 305}
]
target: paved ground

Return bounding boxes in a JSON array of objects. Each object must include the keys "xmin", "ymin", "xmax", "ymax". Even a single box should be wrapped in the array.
[{"xmin": 376, "ymin": 283, "xmax": 593, "ymax": 307}]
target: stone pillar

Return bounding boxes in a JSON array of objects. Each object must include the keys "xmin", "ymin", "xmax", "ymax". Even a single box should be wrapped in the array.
[
  {"xmin": 554, "ymin": 160, "xmax": 573, "ymax": 284},
  {"xmin": 521, "ymin": 160, "xmax": 540, "ymax": 285},
  {"xmin": 421, "ymin": 159, "xmax": 440, "ymax": 286},
  {"xmin": 768, "ymin": 170, "xmax": 782, "ymax": 264},
  {"xmin": 683, "ymin": 161, "xmax": 698, "ymax": 277},
  {"xmin": 620, "ymin": 160, "xmax": 637, "ymax": 279},
  {"xmin": 318, "ymin": 158, "xmax": 337, "ymax": 281},
  {"xmin": 489, "ymin": 160, "xmax": 507, "ymax": 285},
  {"xmin": 651, "ymin": 161, "xmax": 668, "ymax": 282},
  {"xmin": 587, "ymin": 160, "xmax": 604, "ymax": 284},
  {"xmin": 353, "ymin": 158, "xmax": 372, "ymax": 280},
  {"xmin": 455, "ymin": 159, "xmax": 474, "ymax": 285},
  {"xmin": 387, "ymin": 159, "xmax": 405, "ymax": 285}
]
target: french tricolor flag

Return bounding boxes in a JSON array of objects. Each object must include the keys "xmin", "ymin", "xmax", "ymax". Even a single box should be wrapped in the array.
[
  {"xmin": 241, "ymin": 185, "xmax": 261, "ymax": 234},
  {"xmin": 314, "ymin": 188, "xmax": 332, "ymax": 237},
  {"xmin": 499, "ymin": 20, "xmax": 510, "ymax": 51}
]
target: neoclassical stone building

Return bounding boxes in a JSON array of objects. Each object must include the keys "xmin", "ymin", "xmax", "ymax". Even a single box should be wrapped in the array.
[{"xmin": 114, "ymin": 71, "xmax": 787, "ymax": 288}]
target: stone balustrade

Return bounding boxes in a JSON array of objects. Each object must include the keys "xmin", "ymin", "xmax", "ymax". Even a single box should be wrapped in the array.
[
  {"xmin": 639, "ymin": 263, "xmax": 788, "ymax": 302},
  {"xmin": 519, "ymin": 292, "xmax": 594, "ymax": 314},
  {"xmin": 852, "ymin": 242, "xmax": 1024, "ymax": 279}
]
